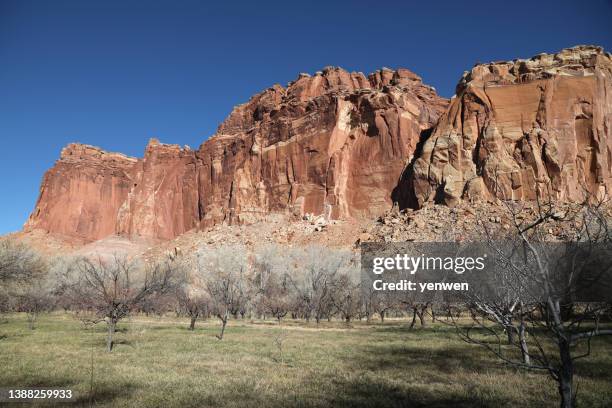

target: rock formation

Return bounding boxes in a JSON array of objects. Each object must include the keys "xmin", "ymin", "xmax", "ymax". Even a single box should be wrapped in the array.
[
  {"xmin": 402, "ymin": 45, "xmax": 612, "ymax": 208},
  {"xmin": 25, "ymin": 144, "xmax": 137, "ymax": 241},
  {"xmin": 26, "ymin": 45, "xmax": 611, "ymax": 243},
  {"xmin": 115, "ymin": 140, "xmax": 200, "ymax": 240},
  {"xmin": 24, "ymin": 67, "xmax": 447, "ymax": 241},
  {"xmin": 197, "ymin": 66, "xmax": 447, "ymax": 226}
]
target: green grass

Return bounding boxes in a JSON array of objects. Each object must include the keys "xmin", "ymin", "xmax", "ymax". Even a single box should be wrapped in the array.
[{"xmin": 1, "ymin": 313, "xmax": 611, "ymax": 407}]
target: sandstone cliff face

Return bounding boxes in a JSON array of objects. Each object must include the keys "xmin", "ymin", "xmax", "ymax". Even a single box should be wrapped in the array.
[
  {"xmin": 404, "ymin": 46, "xmax": 612, "ymax": 208},
  {"xmin": 24, "ymin": 144, "xmax": 138, "ymax": 241},
  {"xmin": 115, "ymin": 140, "xmax": 200, "ymax": 240},
  {"xmin": 197, "ymin": 66, "xmax": 447, "ymax": 226},
  {"xmin": 24, "ymin": 67, "xmax": 447, "ymax": 241}
]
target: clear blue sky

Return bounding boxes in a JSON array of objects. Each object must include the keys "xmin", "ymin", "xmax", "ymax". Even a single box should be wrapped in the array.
[{"xmin": 0, "ymin": 0, "xmax": 610, "ymax": 234}]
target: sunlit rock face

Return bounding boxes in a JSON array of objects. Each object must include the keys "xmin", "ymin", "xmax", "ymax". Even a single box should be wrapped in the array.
[
  {"xmin": 24, "ymin": 141, "xmax": 201, "ymax": 242},
  {"xmin": 25, "ymin": 66, "xmax": 447, "ymax": 241},
  {"xmin": 24, "ymin": 144, "xmax": 138, "ymax": 241},
  {"xmin": 403, "ymin": 46, "xmax": 612, "ymax": 208},
  {"xmin": 197, "ymin": 67, "xmax": 447, "ymax": 227},
  {"xmin": 114, "ymin": 139, "xmax": 201, "ymax": 241}
]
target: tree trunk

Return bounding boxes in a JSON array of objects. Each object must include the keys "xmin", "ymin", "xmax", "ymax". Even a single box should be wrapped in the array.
[
  {"xmin": 27, "ymin": 313, "xmax": 36, "ymax": 330},
  {"xmin": 558, "ymin": 339, "xmax": 574, "ymax": 408},
  {"xmin": 380, "ymin": 311, "xmax": 385, "ymax": 323},
  {"xmin": 519, "ymin": 318, "xmax": 530, "ymax": 365},
  {"xmin": 217, "ymin": 318, "xmax": 227, "ymax": 340},
  {"xmin": 505, "ymin": 324, "xmax": 515, "ymax": 344},
  {"xmin": 560, "ymin": 302, "xmax": 574, "ymax": 322},
  {"xmin": 107, "ymin": 319, "xmax": 116, "ymax": 352},
  {"xmin": 217, "ymin": 312, "xmax": 228, "ymax": 340},
  {"xmin": 417, "ymin": 306, "xmax": 427, "ymax": 327},
  {"xmin": 409, "ymin": 307, "xmax": 417, "ymax": 329},
  {"xmin": 189, "ymin": 315, "xmax": 197, "ymax": 331},
  {"xmin": 519, "ymin": 305, "xmax": 530, "ymax": 365}
]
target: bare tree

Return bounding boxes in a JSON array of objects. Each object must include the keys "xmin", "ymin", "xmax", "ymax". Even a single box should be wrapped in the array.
[
  {"xmin": 176, "ymin": 285, "xmax": 209, "ymax": 330},
  {"xmin": 0, "ymin": 239, "xmax": 49, "ymax": 327},
  {"xmin": 252, "ymin": 245, "xmax": 294, "ymax": 323},
  {"xmin": 15, "ymin": 276, "xmax": 54, "ymax": 329},
  {"xmin": 331, "ymin": 258, "xmax": 362, "ymax": 325},
  {"xmin": 260, "ymin": 272, "xmax": 293, "ymax": 322},
  {"xmin": 404, "ymin": 302, "xmax": 430, "ymax": 328},
  {"xmin": 371, "ymin": 291, "xmax": 398, "ymax": 323},
  {"xmin": 287, "ymin": 246, "xmax": 351, "ymax": 324},
  {"xmin": 0, "ymin": 238, "xmax": 45, "ymax": 287},
  {"xmin": 63, "ymin": 255, "xmax": 180, "ymax": 352},
  {"xmin": 272, "ymin": 328, "xmax": 290, "ymax": 364},
  {"xmin": 333, "ymin": 273, "xmax": 361, "ymax": 324},
  {"xmin": 197, "ymin": 246, "xmax": 249, "ymax": 340},
  {"xmin": 454, "ymin": 190, "xmax": 612, "ymax": 408},
  {"xmin": 359, "ymin": 284, "xmax": 376, "ymax": 323}
]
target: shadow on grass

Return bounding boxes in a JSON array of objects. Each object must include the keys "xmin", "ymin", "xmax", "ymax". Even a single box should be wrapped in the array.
[
  {"xmin": 301, "ymin": 328, "xmax": 525, "ymax": 407},
  {"xmin": 369, "ymin": 323, "xmax": 459, "ymax": 336},
  {"xmin": 318, "ymin": 378, "xmax": 501, "ymax": 408},
  {"xmin": 574, "ymin": 357, "xmax": 612, "ymax": 381},
  {"xmin": 67, "ymin": 383, "xmax": 137, "ymax": 407},
  {"xmin": 352, "ymin": 342, "xmax": 497, "ymax": 373},
  {"xmin": 199, "ymin": 373, "xmax": 505, "ymax": 408}
]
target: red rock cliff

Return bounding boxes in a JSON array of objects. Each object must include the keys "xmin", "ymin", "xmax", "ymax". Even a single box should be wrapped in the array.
[
  {"xmin": 24, "ymin": 144, "xmax": 137, "ymax": 241},
  {"xmin": 401, "ymin": 45, "xmax": 612, "ymax": 208},
  {"xmin": 24, "ymin": 66, "xmax": 448, "ymax": 241},
  {"xmin": 115, "ymin": 140, "xmax": 200, "ymax": 240},
  {"xmin": 197, "ymin": 66, "xmax": 447, "ymax": 226}
]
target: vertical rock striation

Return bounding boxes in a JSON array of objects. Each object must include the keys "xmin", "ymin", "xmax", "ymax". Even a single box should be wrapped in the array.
[
  {"xmin": 24, "ymin": 144, "xmax": 138, "ymax": 241},
  {"xmin": 115, "ymin": 139, "xmax": 200, "ymax": 240},
  {"xmin": 403, "ymin": 46, "xmax": 612, "ymax": 208}
]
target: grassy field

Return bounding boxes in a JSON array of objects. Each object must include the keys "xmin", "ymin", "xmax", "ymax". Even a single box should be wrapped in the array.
[{"xmin": 1, "ymin": 313, "xmax": 611, "ymax": 407}]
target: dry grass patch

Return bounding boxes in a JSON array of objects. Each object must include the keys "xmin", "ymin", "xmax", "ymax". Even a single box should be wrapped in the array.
[{"xmin": 0, "ymin": 313, "xmax": 611, "ymax": 407}]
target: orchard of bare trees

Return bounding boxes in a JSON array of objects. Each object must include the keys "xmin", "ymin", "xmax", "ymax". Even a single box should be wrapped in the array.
[
  {"xmin": 0, "ymin": 239, "xmax": 408, "ymax": 343},
  {"xmin": 0, "ymin": 240, "xmax": 374, "ymax": 339}
]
